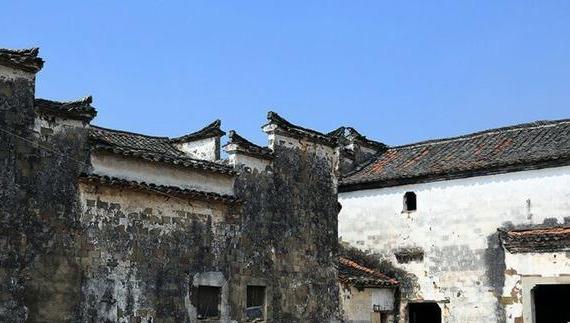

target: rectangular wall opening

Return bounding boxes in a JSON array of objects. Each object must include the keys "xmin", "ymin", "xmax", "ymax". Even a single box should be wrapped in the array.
[
  {"xmin": 246, "ymin": 285, "xmax": 266, "ymax": 322},
  {"xmin": 533, "ymin": 284, "xmax": 570, "ymax": 323},
  {"xmin": 196, "ymin": 286, "xmax": 221, "ymax": 320},
  {"xmin": 408, "ymin": 302, "xmax": 441, "ymax": 323}
]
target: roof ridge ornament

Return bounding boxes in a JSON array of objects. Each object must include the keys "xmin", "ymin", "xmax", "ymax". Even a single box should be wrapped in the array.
[
  {"xmin": 0, "ymin": 47, "xmax": 44, "ymax": 73},
  {"xmin": 328, "ymin": 126, "xmax": 387, "ymax": 150},
  {"xmin": 35, "ymin": 96, "xmax": 97, "ymax": 122},
  {"xmin": 170, "ymin": 119, "xmax": 225, "ymax": 143},
  {"xmin": 264, "ymin": 111, "xmax": 337, "ymax": 147},
  {"xmin": 225, "ymin": 130, "xmax": 273, "ymax": 159}
]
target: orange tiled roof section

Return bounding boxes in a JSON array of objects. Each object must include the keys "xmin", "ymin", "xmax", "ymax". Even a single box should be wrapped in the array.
[{"xmin": 338, "ymin": 256, "xmax": 398, "ymax": 288}]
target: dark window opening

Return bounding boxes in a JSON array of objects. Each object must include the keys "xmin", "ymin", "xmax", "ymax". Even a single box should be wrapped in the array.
[
  {"xmin": 196, "ymin": 286, "xmax": 221, "ymax": 320},
  {"xmin": 404, "ymin": 192, "xmax": 417, "ymax": 212},
  {"xmin": 246, "ymin": 285, "xmax": 266, "ymax": 322},
  {"xmin": 534, "ymin": 284, "xmax": 570, "ymax": 323},
  {"xmin": 408, "ymin": 302, "xmax": 441, "ymax": 323}
]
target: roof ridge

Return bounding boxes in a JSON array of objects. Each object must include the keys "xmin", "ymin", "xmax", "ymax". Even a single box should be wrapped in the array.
[
  {"xmin": 328, "ymin": 126, "xmax": 386, "ymax": 149},
  {"xmin": 36, "ymin": 96, "xmax": 97, "ymax": 122},
  {"xmin": 92, "ymin": 145, "xmax": 237, "ymax": 174},
  {"xmin": 390, "ymin": 118, "xmax": 570, "ymax": 150},
  {"xmin": 266, "ymin": 111, "xmax": 328, "ymax": 137},
  {"xmin": 226, "ymin": 130, "xmax": 273, "ymax": 159},
  {"xmin": 226, "ymin": 130, "xmax": 265, "ymax": 149},
  {"xmin": 90, "ymin": 124, "xmax": 171, "ymax": 140},
  {"xmin": 265, "ymin": 111, "xmax": 337, "ymax": 146},
  {"xmin": 170, "ymin": 119, "xmax": 225, "ymax": 143},
  {"xmin": 340, "ymin": 117, "xmax": 570, "ymax": 190},
  {"xmin": 338, "ymin": 256, "xmax": 399, "ymax": 285},
  {"xmin": 0, "ymin": 47, "xmax": 44, "ymax": 73},
  {"xmin": 80, "ymin": 173, "xmax": 239, "ymax": 203},
  {"xmin": 36, "ymin": 96, "xmax": 93, "ymax": 106},
  {"xmin": 338, "ymin": 257, "xmax": 394, "ymax": 280}
]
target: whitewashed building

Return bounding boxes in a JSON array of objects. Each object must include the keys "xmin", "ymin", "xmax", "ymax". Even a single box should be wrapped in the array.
[{"xmin": 337, "ymin": 119, "xmax": 570, "ymax": 323}]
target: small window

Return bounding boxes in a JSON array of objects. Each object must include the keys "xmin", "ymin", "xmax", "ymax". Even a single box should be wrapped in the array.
[
  {"xmin": 246, "ymin": 285, "xmax": 266, "ymax": 322},
  {"xmin": 197, "ymin": 286, "xmax": 221, "ymax": 320},
  {"xmin": 404, "ymin": 192, "xmax": 417, "ymax": 212}
]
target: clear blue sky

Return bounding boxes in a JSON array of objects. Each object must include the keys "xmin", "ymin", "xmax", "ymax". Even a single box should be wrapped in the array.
[{"xmin": 2, "ymin": 1, "xmax": 569, "ymax": 146}]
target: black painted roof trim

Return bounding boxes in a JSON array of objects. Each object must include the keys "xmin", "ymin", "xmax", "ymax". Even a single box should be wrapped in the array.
[
  {"xmin": 80, "ymin": 173, "xmax": 240, "ymax": 204},
  {"xmin": 499, "ymin": 226, "xmax": 570, "ymax": 253},
  {"xmin": 170, "ymin": 119, "xmax": 225, "ymax": 143},
  {"xmin": 91, "ymin": 144, "xmax": 238, "ymax": 175},
  {"xmin": 328, "ymin": 126, "xmax": 387, "ymax": 150},
  {"xmin": 0, "ymin": 48, "xmax": 44, "ymax": 73},
  {"xmin": 265, "ymin": 111, "xmax": 337, "ymax": 147},
  {"xmin": 36, "ymin": 96, "xmax": 97, "ymax": 122},
  {"xmin": 225, "ymin": 130, "xmax": 273, "ymax": 160}
]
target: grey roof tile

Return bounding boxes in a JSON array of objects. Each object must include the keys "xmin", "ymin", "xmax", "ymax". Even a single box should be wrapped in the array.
[
  {"xmin": 36, "ymin": 96, "xmax": 97, "ymax": 122},
  {"xmin": 341, "ymin": 119, "xmax": 570, "ymax": 190},
  {"xmin": 89, "ymin": 125, "xmax": 237, "ymax": 175}
]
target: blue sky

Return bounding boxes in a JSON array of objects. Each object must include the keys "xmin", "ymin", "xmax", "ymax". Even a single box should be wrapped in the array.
[{"xmin": 2, "ymin": 1, "xmax": 569, "ymax": 146}]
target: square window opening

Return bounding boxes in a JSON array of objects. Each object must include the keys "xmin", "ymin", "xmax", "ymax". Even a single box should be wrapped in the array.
[
  {"xmin": 196, "ymin": 286, "xmax": 221, "ymax": 320},
  {"xmin": 246, "ymin": 285, "xmax": 266, "ymax": 322},
  {"xmin": 403, "ymin": 191, "xmax": 417, "ymax": 212}
]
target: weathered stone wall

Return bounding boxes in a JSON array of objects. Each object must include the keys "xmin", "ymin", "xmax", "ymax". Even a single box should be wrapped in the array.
[
  {"xmin": 0, "ymin": 65, "xmax": 38, "ymax": 322},
  {"xmin": 232, "ymin": 141, "xmax": 341, "ymax": 322},
  {"xmin": 338, "ymin": 166, "xmax": 570, "ymax": 323},
  {"xmin": 0, "ymin": 45, "xmax": 347, "ymax": 322},
  {"xmin": 0, "ymin": 65, "xmax": 91, "ymax": 322},
  {"xmin": 78, "ymin": 183, "xmax": 237, "ymax": 322},
  {"xmin": 74, "ymin": 136, "xmax": 341, "ymax": 322},
  {"xmin": 1, "ymin": 59, "xmax": 341, "ymax": 322}
]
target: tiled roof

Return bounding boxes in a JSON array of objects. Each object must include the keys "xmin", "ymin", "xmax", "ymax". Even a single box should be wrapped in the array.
[
  {"xmin": 500, "ymin": 226, "xmax": 570, "ymax": 253},
  {"xmin": 170, "ymin": 119, "xmax": 225, "ymax": 143},
  {"xmin": 337, "ymin": 257, "xmax": 398, "ymax": 288},
  {"xmin": 264, "ymin": 111, "xmax": 337, "ymax": 147},
  {"xmin": 89, "ymin": 125, "xmax": 237, "ymax": 175},
  {"xmin": 36, "ymin": 96, "xmax": 97, "ymax": 122},
  {"xmin": 225, "ymin": 130, "xmax": 273, "ymax": 159},
  {"xmin": 340, "ymin": 119, "xmax": 570, "ymax": 191},
  {"xmin": 0, "ymin": 48, "xmax": 44, "ymax": 73},
  {"xmin": 80, "ymin": 173, "xmax": 239, "ymax": 204}
]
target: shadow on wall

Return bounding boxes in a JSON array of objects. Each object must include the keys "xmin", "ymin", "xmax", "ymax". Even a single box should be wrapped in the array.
[
  {"xmin": 484, "ymin": 231, "xmax": 506, "ymax": 323},
  {"xmin": 338, "ymin": 241, "xmax": 420, "ymax": 322}
]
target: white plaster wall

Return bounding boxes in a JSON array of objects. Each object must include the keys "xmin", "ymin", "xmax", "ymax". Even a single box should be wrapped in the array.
[
  {"xmin": 91, "ymin": 152, "xmax": 234, "ymax": 195},
  {"xmin": 340, "ymin": 286, "xmax": 395, "ymax": 323},
  {"xmin": 371, "ymin": 288, "xmax": 395, "ymax": 311},
  {"xmin": 227, "ymin": 152, "xmax": 271, "ymax": 172},
  {"xmin": 174, "ymin": 137, "xmax": 218, "ymax": 161},
  {"xmin": 339, "ymin": 166, "xmax": 570, "ymax": 323}
]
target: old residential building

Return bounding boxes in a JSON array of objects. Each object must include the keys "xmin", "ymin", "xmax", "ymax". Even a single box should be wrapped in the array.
[
  {"xmin": 0, "ymin": 48, "xmax": 342, "ymax": 323},
  {"xmin": 338, "ymin": 119, "xmax": 570, "ymax": 323},
  {"xmin": 2, "ymin": 46, "xmax": 569, "ymax": 323}
]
